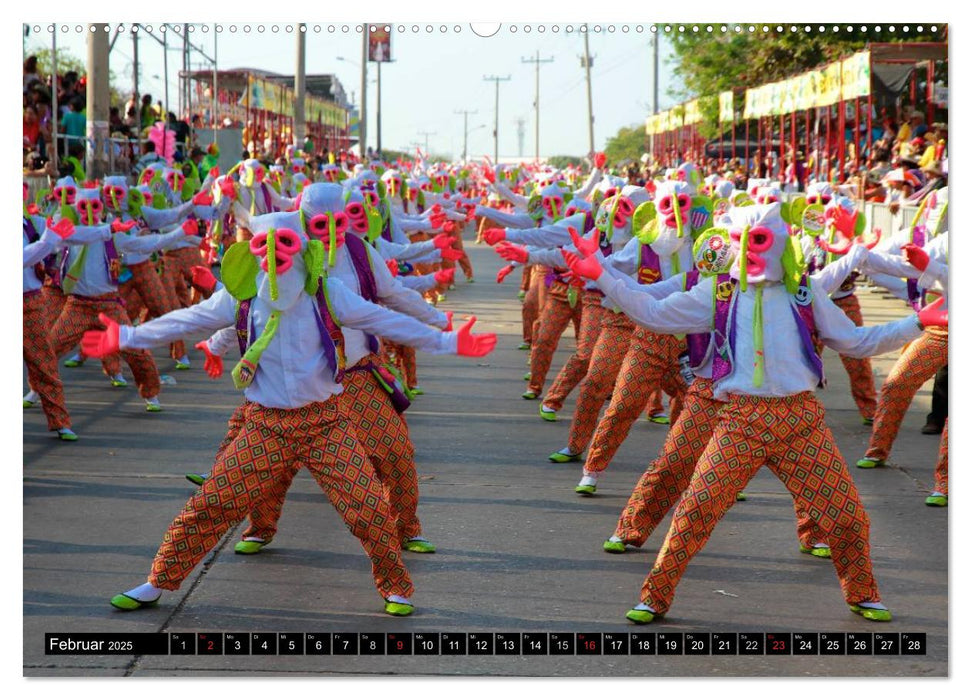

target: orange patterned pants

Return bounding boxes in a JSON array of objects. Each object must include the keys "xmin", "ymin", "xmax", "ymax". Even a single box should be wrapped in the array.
[
  {"xmin": 615, "ymin": 378, "xmax": 826, "ymax": 549},
  {"xmin": 521, "ymin": 265, "xmax": 549, "ymax": 345},
  {"xmin": 43, "ymin": 284, "xmax": 116, "ymax": 375},
  {"xmin": 121, "ymin": 260, "xmax": 186, "ymax": 360},
  {"xmin": 527, "ymin": 290, "xmax": 583, "ymax": 395},
  {"xmin": 817, "ymin": 294, "xmax": 877, "ymax": 420},
  {"xmin": 49, "ymin": 294, "xmax": 160, "ymax": 399},
  {"xmin": 149, "ymin": 399, "xmax": 413, "ymax": 599},
  {"xmin": 440, "ymin": 223, "xmax": 474, "ymax": 280},
  {"xmin": 641, "ymin": 392, "xmax": 881, "ymax": 615},
  {"xmin": 23, "ymin": 292, "xmax": 71, "ymax": 431},
  {"xmin": 934, "ymin": 420, "xmax": 948, "ymax": 495},
  {"xmin": 566, "ymin": 312, "xmax": 635, "ymax": 455},
  {"xmin": 383, "ymin": 342, "xmax": 418, "ymax": 389},
  {"xmin": 583, "ymin": 328, "xmax": 687, "ymax": 473},
  {"xmin": 162, "ymin": 246, "xmax": 203, "ymax": 310},
  {"xmin": 864, "ymin": 330, "xmax": 948, "ymax": 462},
  {"xmin": 544, "ymin": 291, "xmax": 607, "ymax": 412},
  {"xmin": 244, "ymin": 356, "xmax": 423, "ymax": 544}
]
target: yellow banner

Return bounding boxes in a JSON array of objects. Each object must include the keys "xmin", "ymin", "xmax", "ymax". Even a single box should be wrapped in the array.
[
  {"xmin": 719, "ymin": 91, "xmax": 734, "ymax": 122},
  {"xmin": 817, "ymin": 62, "xmax": 843, "ymax": 107},
  {"xmin": 684, "ymin": 99, "xmax": 702, "ymax": 126},
  {"xmin": 841, "ymin": 50, "xmax": 871, "ymax": 101}
]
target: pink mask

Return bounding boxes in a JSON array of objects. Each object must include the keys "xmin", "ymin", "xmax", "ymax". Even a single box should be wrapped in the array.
[{"xmin": 249, "ymin": 228, "xmax": 302, "ymax": 274}]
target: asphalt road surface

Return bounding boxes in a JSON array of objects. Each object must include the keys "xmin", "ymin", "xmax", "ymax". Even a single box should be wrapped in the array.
[{"xmin": 23, "ymin": 241, "xmax": 947, "ymax": 677}]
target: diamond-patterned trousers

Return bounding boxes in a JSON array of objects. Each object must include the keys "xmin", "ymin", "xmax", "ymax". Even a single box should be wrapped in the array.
[
  {"xmin": 149, "ymin": 399, "xmax": 413, "ymax": 599},
  {"xmin": 121, "ymin": 260, "xmax": 185, "ymax": 360},
  {"xmin": 527, "ymin": 290, "xmax": 583, "ymax": 396},
  {"xmin": 640, "ymin": 392, "xmax": 881, "ymax": 615},
  {"xmin": 544, "ymin": 291, "xmax": 607, "ymax": 412},
  {"xmin": 23, "ymin": 292, "xmax": 71, "ymax": 430},
  {"xmin": 935, "ymin": 419, "xmax": 948, "ymax": 495},
  {"xmin": 816, "ymin": 294, "xmax": 877, "ymax": 420}
]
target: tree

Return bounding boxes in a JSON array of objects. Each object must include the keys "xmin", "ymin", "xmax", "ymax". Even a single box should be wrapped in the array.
[
  {"xmin": 604, "ymin": 125, "xmax": 647, "ymax": 164},
  {"xmin": 547, "ymin": 155, "xmax": 584, "ymax": 170},
  {"xmin": 26, "ymin": 46, "xmax": 125, "ymax": 109}
]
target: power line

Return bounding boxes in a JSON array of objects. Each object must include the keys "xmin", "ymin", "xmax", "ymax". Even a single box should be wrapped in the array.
[{"xmin": 521, "ymin": 52, "xmax": 554, "ymax": 162}]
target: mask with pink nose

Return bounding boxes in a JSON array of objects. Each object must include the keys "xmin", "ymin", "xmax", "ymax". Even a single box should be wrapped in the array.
[
  {"xmin": 646, "ymin": 181, "xmax": 693, "ymax": 257},
  {"xmin": 299, "ymin": 183, "xmax": 351, "ymax": 267},
  {"xmin": 75, "ymin": 189, "xmax": 105, "ymax": 226}
]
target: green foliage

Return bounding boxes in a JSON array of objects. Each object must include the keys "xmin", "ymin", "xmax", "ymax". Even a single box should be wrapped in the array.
[
  {"xmin": 26, "ymin": 46, "xmax": 124, "ymax": 109},
  {"xmin": 547, "ymin": 155, "xmax": 584, "ymax": 170},
  {"xmin": 604, "ymin": 125, "xmax": 647, "ymax": 165}
]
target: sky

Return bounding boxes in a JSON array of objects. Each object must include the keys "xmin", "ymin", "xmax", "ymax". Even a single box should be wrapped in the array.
[{"xmin": 24, "ymin": 23, "xmax": 681, "ymax": 159}]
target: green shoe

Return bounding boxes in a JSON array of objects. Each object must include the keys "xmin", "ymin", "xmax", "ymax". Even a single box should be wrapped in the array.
[
  {"xmin": 523, "ymin": 372, "xmax": 532, "ymax": 381},
  {"xmin": 849, "ymin": 604, "xmax": 892, "ymax": 622},
  {"xmin": 626, "ymin": 607, "xmax": 657, "ymax": 625},
  {"xmin": 522, "ymin": 390, "xmax": 538, "ymax": 400},
  {"xmin": 862, "ymin": 416, "xmax": 874, "ymax": 426},
  {"xmin": 575, "ymin": 484, "xmax": 596, "ymax": 496},
  {"xmin": 175, "ymin": 361, "xmax": 191, "ymax": 370},
  {"xmin": 735, "ymin": 492, "xmax": 747, "ymax": 501},
  {"xmin": 549, "ymin": 450, "xmax": 581, "ymax": 464},
  {"xmin": 185, "ymin": 473, "xmax": 207, "ymax": 486},
  {"xmin": 403, "ymin": 538, "xmax": 436, "ymax": 553},
  {"xmin": 111, "ymin": 377, "xmax": 129, "ymax": 388},
  {"xmin": 145, "ymin": 402, "xmax": 162, "ymax": 412},
  {"xmin": 410, "ymin": 386, "xmax": 424, "ymax": 396},
  {"xmin": 437, "ymin": 294, "xmax": 447, "ymax": 302},
  {"xmin": 517, "ymin": 341, "xmax": 531, "ymax": 350},
  {"xmin": 799, "ymin": 544, "xmax": 832, "ymax": 559},
  {"xmin": 110, "ymin": 593, "xmax": 160, "ymax": 611},
  {"xmin": 23, "ymin": 399, "xmax": 35, "ymax": 409},
  {"xmin": 58, "ymin": 430, "xmax": 79, "ymax": 442},
  {"xmin": 466, "ymin": 278, "xmax": 475, "ymax": 284},
  {"xmin": 384, "ymin": 600, "xmax": 415, "ymax": 617},
  {"xmin": 925, "ymin": 494, "xmax": 948, "ymax": 507},
  {"xmin": 855, "ymin": 457, "xmax": 885, "ymax": 469},
  {"xmin": 234, "ymin": 539, "xmax": 267, "ymax": 555},
  {"xmin": 63, "ymin": 358, "xmax": 84, "ymax": 368},
  {"xmin": 647, "ymin": 414, "xmax": 670, "ymax": 425},
  {"xmin": 603, "ymin": 539, "xmax": 627, "ymax": 554},
  {"xmin": 539, "ymin": 406, "xmax": 557, "ymax": 422},
  {"xmin": 517, "ymin": 291, "xmax": 526, "ymax": 301}
]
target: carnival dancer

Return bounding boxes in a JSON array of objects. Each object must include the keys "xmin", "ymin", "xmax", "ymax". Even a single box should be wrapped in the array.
[
  {"xmin": 85, "ymin": 211, "xmax": 496, "ymax": 617},
  {"xmin": 561, "ymin": 201, "xmax": 944, "ymax": 624}
]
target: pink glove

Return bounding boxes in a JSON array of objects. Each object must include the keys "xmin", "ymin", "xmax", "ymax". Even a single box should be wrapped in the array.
[
  {"xmin": 111, "ymin": 219, "xmax": 138, "ymax": 233},
  {"xmin": 26, "ymin": 203, "xmax": 39, "ymax": 216},
  {"xmin": 219, "ymin": 179, "xmax": 236, "ymax": 198},
  {"xmin": 482, "ymin": 228, "xmax": 506, "ymax": 246},
  {"xmin": 444, "ymin": 310, "xmax": 454, "ymax": 332},
  {"xmin": 434, "ymin": 268, "xmax": 455, "ymax": 286},
  {"xmin": 193, "ymin": 190, "xmax": 214, "ymax": 206},
  {"xmin": 562, "ymin": 249, "xmax": 604, "ymax": 281},
  {"xmin": 182, "ymin": 219, "xmax": 199, "ymax": 236},
  {"xmin": 385, "ymin": 258, "xmax": 399, "ymax": 277},
  {"xmin": 456, "ymin": 316, "xmax": 498, "ymax": 357},
  {"xmin": 190, "ymin": 265, "xmax": 218, "ymax": 295},
  {"xmin": 495, "ymin": 241, "xmax": 528, "ymax": 264},
  {"xmin": 440, "ymin": 247, "xmax": 463, "ymax": 261},
  {"xmin": 209, "ymin": 166, "xmax": 221, "ymax": 178},
  {"xmin": 483, "ymin": 167, "xmax": 495, "ymax": 184},
  {"xmin": 432, "ymin": 233, "xmax": 452, "ymax": 250},
  {"xmin": 81, "ymin": 313, "xmax": 120, "ymax": 358},
  {"xmin": 429, "ymin": 211, "xmax": 447, "ymax": 229},
  {"xmin": 496, "ymin": 264, "xmax": 515, "ymax": 284},
  {"xmin": 443, "ymin": 221, "xmax": 456, "ymax": 234},
  {"xmin": 195, "ymin": 340, "xmax": 223, "ymax": 379},
  {"xmin": 902, "ymin": 243, "xmax": 930, "ymax": 272},
  {"xmin": 918, "ymin": 296, "xmax": 948, "ymax": 329},
  {"xmin": 46, "ymin": 218, "xmax": 75, "ymax": 240},
  {"xmin": 569, "ymin": 226, "xmax": 601, "ymax": 257},
  {"xmin": 594, "ymin": 152, "xmax": 607, "ymax": 169}
]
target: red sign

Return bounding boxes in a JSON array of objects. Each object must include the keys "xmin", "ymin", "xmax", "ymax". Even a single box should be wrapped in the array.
[{"xmin": 368, "ymin": 25, "xmax": 392, "ymax": 63}]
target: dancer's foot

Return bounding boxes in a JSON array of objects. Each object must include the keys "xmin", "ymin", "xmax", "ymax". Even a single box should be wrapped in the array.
[
  {"xmin": 185, "ymin": 472, "xmax": 209, "ymax": 486},
  {"xmin": 110, "ymin": 582, "xmax": 162, "ymax": 611},
  {"xmin": 603, "ymin": 536, "xmax": 628, "ymax": 554},
  {"xmin": 522, "ymin": 390, "xmax": 538, "ymax": 400},
  {"xmin": 517, "ymin": 341, "xmax": 530, "ymax": 350},
  {"xmin": 409, "ymin": 386, "xmax": 424, "ymax": 396},
  {"xmin": 234, "ymin": 537, "xmax": 268, "ymax": 555},
  {"xmin": 384, "ymin": 595, "xmax": 415, "ymax": 616},
  {"xmin": 403, "ymin": 537, "xmax": 436, "ymax": 554},
  {"xmin": 539, "ymin": 404, "xmax": 557, "ymax": 422},
  {"xmin": 855, "ymin": 456, "xmax": 885, "ymax": 469},
  {"xmin": 849, "ymin": 601, "xmax": 892, "ymax": 622},
  {"xmin": 920, "ymin": 420, "xmax": 943, "ymax": 435},
  {"xmin": 647, "ymin": 412, "xmax": 670, "ymax": 425},
  {"xmin": 57, "ymin": 428, "xmax": 78, "ymax": 442},
  {"xmin": 735, "ymin": 492, "xmax": 748, "ymax": 501},
  {"xmin": 466, "ymin": 277, "xmax": 475, "ymax": 284},
  {"xmin": 861, "ymin": 416, "xmax": 874, "ymax": 426},
  {"xmin": 799, "ymin": 542, "xmax": 832, "ymax": 559},
  {"xmin": 548, "ymin": 448, "xmax": 582, "ymax": 464},
  {"xmin": 63, "ymin": 354, "xmax": 84, "ymax": 368},
  {"xmin": 626, "ymin": 602, "xmax": 658, "ymax": 625},
  {"xmin": 925, "ymin": 492, "xmax": 948, "ymax": 507},
  {"xmin": 174, "ymin": 356, "xmax": 191, "ymax": 370},
  {"xmin": 145, "ymin": 396, "xmax": 162, "ymax": 412},
  {"xmin": 575, "ymin": 472, "xmax": 598, "ymax": 496},
  {"xmin": 523, "ymin": 371, "xmax": 532, "ymax": 382},
  {"xmin": 517, "ymin": 290, "xmax": 526, "ymax": 301},
  {"xmin": 110, "ymin": 374, "xmax": 128, "ymax": 388},
  {"xmin": 23, "ymin": 390, "xmax": 39, "ymax": 408}
]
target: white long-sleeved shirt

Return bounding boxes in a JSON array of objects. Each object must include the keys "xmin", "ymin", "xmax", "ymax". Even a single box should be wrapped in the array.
[
  {"xmin": 60, "ymin": 224, "xmax": 198, "ymax": 297},
  {"xmin": 23, "ymin": 222, "xmax": 64, "ymax": 293},
  {"xmin": 121, "ymin": 279, "xmax": 458, "ymax": 410},
  {"xmin": 475, "ymin": 204, "xmax": 536, "ymax": 230},
  {"xmin": 596, "ymin": 270, "xmax": 922, "ymax": 400}
]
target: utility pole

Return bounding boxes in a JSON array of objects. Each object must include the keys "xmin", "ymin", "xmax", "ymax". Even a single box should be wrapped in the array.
[
  {"xmin": 132, "ymin": 25, "xmax": 139, "ymax": 98},
  {"xmin": 582, "ymin": 27, "xmax": 596, "ymax": 155},
  {"xmin": 417, "ymin": 130, "xmax": 437, "ymax": 156},
  {"xmin": 212, "ymin": 24, "xmax": 218, "ymax": 129},
  {"xmin": 652, "ymin": 31, "xmax": 659, "ymax": 115},
  {"xmin": 183, "ymin": 23, "xmax": 190, "ymax": 118},
  {"xmin": 376, "ymin": 61, "xmax": 382, "ymax": 154},
  {"xmin": 162, "ymin": 28, "xmax": 169, "ymax": 119},
  {"xmin": 86, "ymin": 23, "xmax": 110, "ymax": 178},
  {"xmin": 483, "ymin": 74, "xmax": 510, "ymax": 164},
  {"xmin": 454, "ymin": 109, "xmax": 478, "ymax": 162},
  {"xmin": 516, "ymin": 117, "xmax": 525, "ymax": 157},
  {"xmin": 294, "ymin": 23, "xmax": 306, "ymax": 147},
  {"xmin": 360, "ymin": 25, "xmax": 368, "ymax": 157},
  {"xmin": 521, "ymin": 51, "xmax": 554, "ymax": 162}
]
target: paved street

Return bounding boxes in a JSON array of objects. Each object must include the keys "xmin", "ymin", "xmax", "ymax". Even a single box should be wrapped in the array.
[{"xmin": 23, "ymin": 241, "xmax": 947, "ymax": 677}]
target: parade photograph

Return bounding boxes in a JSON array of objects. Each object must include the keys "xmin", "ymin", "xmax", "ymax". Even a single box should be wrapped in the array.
[{"xmin": 14, "ymin": 4, "xmax": 960, "ymax": 692}]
